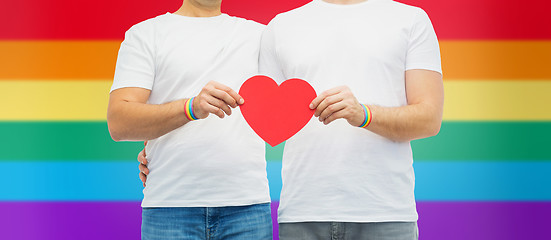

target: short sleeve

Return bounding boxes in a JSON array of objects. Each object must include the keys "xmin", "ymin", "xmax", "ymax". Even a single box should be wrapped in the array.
[
  {"xmin": 259, "ymin": 17, "xmax": 286, "ymax": 84},
  {"xmin": 405, "ymin": 9, "xmax": 442, "ymax": 74},
  {"xmin": 111, "ymin": 22, "xmax": 156, "ymax": 93}
]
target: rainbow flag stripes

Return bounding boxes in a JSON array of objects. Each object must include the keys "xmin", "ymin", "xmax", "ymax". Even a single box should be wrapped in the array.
[{"xmin": 1, "ymin": 0, "xmax": 550, "ymax": 239}]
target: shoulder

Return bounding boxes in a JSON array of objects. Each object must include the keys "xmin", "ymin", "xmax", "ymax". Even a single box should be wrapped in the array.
[
  {"xmin": 225, "ymin": 15, "xmax": 266, "ymax": 37},
  {"xmin": 267, "ymin": 1, "xmax": 314, "ymax": 27},
  {"xmin": 383, "ymin": 1, "xmax": 430, "ymax": 19},
  {"xmin": 124, "ymin": 14, "xmax": 167, "ymax": 36},
  {"xmin": 373, "ymin": 0, "xmax": 433, "ymax": 33}
]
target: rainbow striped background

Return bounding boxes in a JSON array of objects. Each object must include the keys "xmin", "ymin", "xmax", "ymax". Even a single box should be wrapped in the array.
[{"xmin": 1, "ymin": 0, "xmax": 550, "ymax": 239}]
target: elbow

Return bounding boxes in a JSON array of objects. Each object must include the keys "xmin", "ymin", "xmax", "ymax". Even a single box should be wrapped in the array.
[
  {"xmin": 107, "ymin": 122, "xmax": 123, "ymax": 142},
  {"xmin": 423, "ymin": 107, "xmax": 443, "ymax": 138},
  {"xmin": 408, "ymin": 119, "xmax": 441, "ymax": 142},
  {"xmin": 107, "ymin": 108, "xmax": 129, "ymax": 142},
  {"xmin": 393, "ymin": 118, "xmax": 442, "ymax": 142},
  {"xmin": 106, "ymin": 100, "xmax": 137, "ymax": 142},
  {"xmin": 107, "ymin": 114, "xmax": 125, "ymax": 142},
  {"xmin": 110, "ymin": 131, "xmax": 122, "ymax": 142},
  {"xmin": 426, "ymin": 120, "xmax": 442, "ymax": 138}
]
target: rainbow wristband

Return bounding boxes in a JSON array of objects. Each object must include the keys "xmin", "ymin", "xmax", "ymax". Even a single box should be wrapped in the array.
[
  {"xmin": 184, "ymin": 97, "xmax": 199, "ymax": 121},
  {"xmin": 359, "ymin": 104, "xmax": 372, "ymax": 128}
]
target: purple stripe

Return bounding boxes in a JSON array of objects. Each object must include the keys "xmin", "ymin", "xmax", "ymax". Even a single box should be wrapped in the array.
[
  {"xmin": 2, "ymin": 201, "xmax": 550, "ymax": 240},
  {"xmin": 0, "ymin": 201, "xmax": 279, "ymax": 240},
  {"xmin": 418, "ymin": 202, "xmax": 551, "ymax": 240},
  {"xmin": 271, "ymin": 201, "xmax": 280, "ymax": 239},
  {"xmin": 0, "ymin": 202, "xmax": 142, "ymax": 240}
]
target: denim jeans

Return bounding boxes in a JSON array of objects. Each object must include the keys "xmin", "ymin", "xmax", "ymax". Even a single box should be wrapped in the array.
[
  {"xmin": 279, "ymin": 221, "xmax": 418, "ymax": 240},
  {"xmin": 142, "ymin": 203, "xmax": 272, "ymax": 240}
]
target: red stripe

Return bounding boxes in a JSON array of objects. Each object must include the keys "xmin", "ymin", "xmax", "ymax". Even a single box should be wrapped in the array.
[
  {"xmin": 0, "ymin": 0, "xmax": 307, "ymax": 40},
  {"xmin": 0, "ymin": 0, "xmax": 549, "ymax": 40},
  {"xmin": 0, "ymin": 0, "xmax": 181, "ymax": 40},
  {"xmin": 399, "ymin": 0, "xmax": 551, "ymax": 40},
  {"xmin": 221, "ymin": 0, "xmax": 310, "ymax": 26}
]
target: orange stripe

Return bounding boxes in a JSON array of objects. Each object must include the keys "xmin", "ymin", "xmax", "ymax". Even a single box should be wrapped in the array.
[
  {"xmin": 1, "ymin": 41, "xmax": 550, "ymax": 80},
  {"xmin": 0, "ymin": 41, "xmax": 119, "ymax": 80},
  {"xmin": 441, "ymin": 41, "xmax": 551, "ymax": 80}
]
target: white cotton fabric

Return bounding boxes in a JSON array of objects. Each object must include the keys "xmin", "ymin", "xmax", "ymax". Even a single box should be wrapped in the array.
[
  {"xmin": 111, "ymin": 13, "xmax": 270, "ymax": 207},
  {"xmin": 259, "ymin": 0, "xmax": 441, "ymax": 222}
]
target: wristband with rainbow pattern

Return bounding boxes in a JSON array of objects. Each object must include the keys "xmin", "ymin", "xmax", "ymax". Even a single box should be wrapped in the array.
[
  {"xmin": 184, "ymin": 97, "xmax": 199, "ymax": 121},
  {"xmin": 359, "ymin": 104, "xmax": 372, "ymax": 128}
]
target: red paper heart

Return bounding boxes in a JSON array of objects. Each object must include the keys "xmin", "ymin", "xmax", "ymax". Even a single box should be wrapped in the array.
[{"xmin": 239, "ymin": 75, "xmax": 317, "ymax": 147}]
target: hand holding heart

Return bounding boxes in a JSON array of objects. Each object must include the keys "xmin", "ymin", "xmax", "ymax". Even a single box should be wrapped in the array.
[
  {"xmin": 193, "ymin": 81, "xmax": 244, "ymax": 119},
  {"xmin": 238, "ymin": 76, "xmax": 366, "ymax": 147},
  {"xmin": 310, "ymin": 86, "xmax": 366, "ymax": 127}
]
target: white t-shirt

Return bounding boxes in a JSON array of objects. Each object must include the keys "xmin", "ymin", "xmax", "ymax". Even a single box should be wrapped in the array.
[
  {"xmin": 259, "ymin": 0, "xmax": 441, "ymax": 222},
  {"xmin": 112, "ymin": 13, "xmax": 270, "ymax": 207}
]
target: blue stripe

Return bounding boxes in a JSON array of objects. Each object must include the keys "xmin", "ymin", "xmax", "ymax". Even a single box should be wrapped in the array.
[
  {"xmin": 2, "ymin": 161, "xmax": 550, "ymax": 201},
  {"xmin": 1, "ymin": 161, "xmax": 282, "ymax": 201},
  {"xmin": 2, "ymin": 161, "xmax": 143, "ymax": 201},
  {"xmin": 415, "ymin": 161, "xmax": 551, "ymax": 201},
  {"xmin": 267, "ymin": 161, "xmax": 282, "ymax": 201}
]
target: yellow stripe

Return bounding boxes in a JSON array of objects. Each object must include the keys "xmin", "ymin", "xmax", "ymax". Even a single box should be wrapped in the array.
[
  {"xmin": 443, "ymin": 80, "xmax": 551, "ymax": 121},
  {"xmin": 1, "ymin": 80, "xmax": 550, "ymax": 121},
  {"xmin": 0, "ymin": 80, "xmax": 110, "ymax": 121}
]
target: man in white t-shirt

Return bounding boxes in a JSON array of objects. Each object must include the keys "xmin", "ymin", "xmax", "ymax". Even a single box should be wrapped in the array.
[
  {"xmin": 107, "ymin": 0, "xmax": 272, "ymax": 239},
  {"xmin": 258, "ymin": 0, "xmax": 443, "ymax": 239}
]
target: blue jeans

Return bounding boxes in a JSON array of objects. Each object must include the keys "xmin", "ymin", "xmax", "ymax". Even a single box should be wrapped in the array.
[{"xmin": 141, "ymin": 203, "xmax": 273, "ymax": 240}]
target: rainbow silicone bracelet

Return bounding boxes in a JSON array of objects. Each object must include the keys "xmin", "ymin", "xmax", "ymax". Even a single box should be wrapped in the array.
[
  {"xmin": 359, "ymin": 104, "xmax": 372, "ymax": 128},
  {"xmin": 184, "ymin": 97, "xmax": 198, "ymax": 121}
]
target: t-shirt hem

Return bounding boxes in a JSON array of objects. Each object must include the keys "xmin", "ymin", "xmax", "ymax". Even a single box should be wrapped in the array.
[
  {"xmin": 277, "ymin": 215, "xmax": 418, "ymax": 223},
  {"xmin": 110, "ymin": 81, "xmax": 153, "ymax": 93},
  {"xmin": 141, "ymin": 197, "xmax": 271, "ymax": 208},
  {"xmin": 405, "ymin": 65, "xmax": 442, "ymax": 74}
]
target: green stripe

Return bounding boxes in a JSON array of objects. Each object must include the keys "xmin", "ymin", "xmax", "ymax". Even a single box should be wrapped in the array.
[
  {"xmin": 1, "ymin": 121, "xmax": 550, "ymax": 161},
  {"xmin": 1, "ymin": 121, "xmax": 142, "ymax": 161},
  {"xmin": 266, "ymin": 142, "xmax": 285, "ymax": 161},
  {"xmin": 412, "ymin": 121, "xmax": 551, "ymax": 161}
]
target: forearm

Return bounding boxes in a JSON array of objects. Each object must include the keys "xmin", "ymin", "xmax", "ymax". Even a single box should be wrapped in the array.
[
  {"xmin": 365, "ymin": 103, "xmax": 442, "ymax": 142},
  {"xmin": 107, "ymin": 99, "xmax": 189, "ymax": 141}
]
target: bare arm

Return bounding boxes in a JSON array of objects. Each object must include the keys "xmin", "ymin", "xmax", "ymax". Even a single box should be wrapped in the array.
[
  {"xmin": 366, "ymin": 70, "xmax": 444, "ymax": 141},
  {"xmin": 310, "ymin": 69, "xmax": 444, "ymax": 142},
  {"xmin": 107, "ymin": 81, "xmax": 244, "ymax": 141},
  {"xmin": 107, "ymin": 87, "xmax": 189, "ymax": 141}
]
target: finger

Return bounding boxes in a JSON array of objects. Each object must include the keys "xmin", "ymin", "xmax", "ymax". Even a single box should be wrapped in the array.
[
  {"xmin": 143, "ymin": 141, "xmax": 148, "ymax": 155},
  {"xmin": 212, "ymin": 82, "xmax": 244, "ymax": 105},
  {"xmin": 139, "ymin": 172, "xmax": 147, "ymax": 185},
  {"xmin": 206, "ymin": 96, "xmax": 232, "ymax": 116},
  {"xmin": 315, "ymin": 94, "xmax": 343, "ymax": 117},
  {"xmin": 137, "ymin": 149, "xmax": 146, "ymax": 164},
  {"xmin": 210, "ymin": 87, "xmax": 238, "ymax": 108},
  {"xmin": 225, "ymin": 88, "xmax": 244, "ymax": 105},
  {"xmin": 139, "ymin": 163, "xmax": 149, "ymax": 175},
  {"xmin": 310, "ymin": 88, "xmax": 342, "ymax": 109},
  {"xmin": 323, "ymin": 109, "xmax": 346, "ymax": 125},
  {"xmin": 201, "ymin": 101, "xmax": 225, "ymax": 118},
  {"xmin": 319, "ymin": 101, "xmax": 346, "ymax": 121},
  {"xmin": 310, "ymin": 95, "xmax": 326, "ymax": 110}
]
